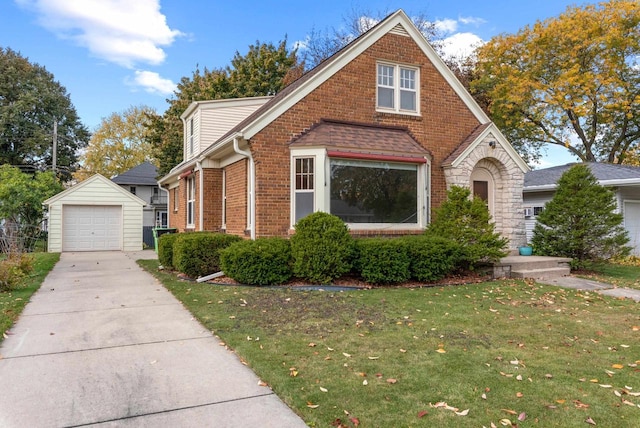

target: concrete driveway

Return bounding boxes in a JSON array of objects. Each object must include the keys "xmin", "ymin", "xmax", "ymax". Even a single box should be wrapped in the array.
[{"xmin": 0, "ymin": 251, "xmax": 307, "ymax": 427}]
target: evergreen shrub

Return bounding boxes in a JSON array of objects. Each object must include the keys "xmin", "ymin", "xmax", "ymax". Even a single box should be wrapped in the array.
[
  {"xmin": 173, "ymin": 232, "xmax": 242, "ymax": 278},
  {"xmin": 220, "ymin": 237, "xmax": 292, "ymax": 286},
  {"xmin": 290, "ymin": 212, "xmax": 354, "ymax": 283},
  {"xmin": 157, "ymin": 232, "xmax": 179, "ymax": 269},
  {"xmin": 355, "ymin": 238, "xmax": 411, "ymax": 284},
  {"xmin": 403, "ymin": 235, "xmax": 462, "ymax": 281}
]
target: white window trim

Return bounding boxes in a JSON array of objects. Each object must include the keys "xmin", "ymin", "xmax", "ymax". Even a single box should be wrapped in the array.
[
  {"xmin": 188, "ymin": 118, "xmax": 194, "ymax": 156},
  {"xmin": 292, "ymin": 155, "xmax": 317, "ymax": 225},
  {"xmin": 376, "ymin": 62, "xmax": 420, "ymax": 116},
  {"xmin": 221, "ymin": 168, "xmax": 227, "ymax": 229},
  {"xmin": 186, "ymin": 176, "xmax": 195, "ymax": 228},
  {"xmin": 290, "ymin": 148, "xmax": 429, "ymax": 229}
]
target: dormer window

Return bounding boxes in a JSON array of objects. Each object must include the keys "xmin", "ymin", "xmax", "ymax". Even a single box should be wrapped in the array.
[
  {"xmin": 377, "ymin": 63, "xmax": 419, "ymax": 114},
  {"xmin": 188, "ymin": 118, "xmax": 194, "ymax": 156}
]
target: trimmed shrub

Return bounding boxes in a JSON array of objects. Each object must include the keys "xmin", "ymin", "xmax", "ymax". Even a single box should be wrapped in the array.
[
  {"xmin": 157, "ymin": 232, "xmax": 179, "ymax": 269},
  {"xmin": 290, "ymin": 212, "xmax": 354, "ymax": 284},
  {"xmin": 0, "ymin": 254, "xmax": 34, "ymax": 291},
  {"xmin": 403, "ymin": 235, "xmax": 462, "ymax": 282},
  {"xmin": 220, "ymin": 237, "xmax": 292, "ymax": 285},
  {"xmin": 355, "ymin": 238, "xmax": 411, "ymax": 284},
  {"xmin": 173, "ymin": 232, "xmax": 242, "ymax": 278}
]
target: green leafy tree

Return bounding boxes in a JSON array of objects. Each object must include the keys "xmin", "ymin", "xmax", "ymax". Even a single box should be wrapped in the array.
[
  {"xmin": 531, "ymin": 164, "xmax": 630, "ymax": 269},
  {"xmin": 0, "ymin": 48, "xmax": 90, "ymax": 179},
  {"xmin": 0, "ymin": 165, "xmax": 63, "ymax": 252},
  {"xmin": 472, "ymin": 1, "xmax": 640, "ymax": 165},
  {"xmin": 426, "ymin": 186, "xmax": 508, "ymax": 269},
  {"xmin": 148, "ymin": 40, "xmax": 301, "ymax": 175},
  {"xmin": 74, "ymin": 106, "xmax": 156, "ymax": 181}
]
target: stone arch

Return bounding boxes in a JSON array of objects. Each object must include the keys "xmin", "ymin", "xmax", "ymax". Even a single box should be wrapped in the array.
[{"xmin": 470, "ymin": 158, "xmax": 506, "ymax": 232}]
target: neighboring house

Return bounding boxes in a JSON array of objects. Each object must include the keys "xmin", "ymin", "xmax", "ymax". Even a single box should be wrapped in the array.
[
  {"xmin": 158, "ymin": 10, "xmax": 529, "ymax": 250},
  {"xmin": 523, "ymin": 162, "xmax": 640, "ymax": 255},
  {"xmin": 112, "ymin": 162, "xmax": 168, "ymax": 247},
  {"xmin": 43, "ymin": 174, "xmax": 146, "ymax": 252}
]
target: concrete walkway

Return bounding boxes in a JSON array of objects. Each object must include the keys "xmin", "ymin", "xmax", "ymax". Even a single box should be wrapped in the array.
[
  {"xmin": 538, "ymin": 276, "xmax": 640, "ymax": 302},
  {"xmin": 0, "ymin": 251, "xmax": 307, "ymax": 428}
]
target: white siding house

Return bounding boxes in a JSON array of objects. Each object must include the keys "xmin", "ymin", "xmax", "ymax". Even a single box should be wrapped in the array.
[
  {"xmin": 524, "ymin": 163, "xmax": 640, "ymax": 255},
  {"xmin": 43, "ymin": 174, "xmax": 146, "ymax": 252}
]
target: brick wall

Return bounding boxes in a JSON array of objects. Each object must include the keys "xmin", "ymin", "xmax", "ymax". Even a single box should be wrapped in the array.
[
  {"xmin": 202, "ymin": 168, "xmax": 223, "ymax": 231},
  {"xmin": 250, "ymin": 32, "xmax": 480, "ymax": 237},
  {"xmin": 224, "ymin": 159, "xmax": 248, "ymax": 236}
]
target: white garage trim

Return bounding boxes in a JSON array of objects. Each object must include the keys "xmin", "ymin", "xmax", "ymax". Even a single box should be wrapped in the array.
[
  {"xmin": 44, "ymin": 174, "xmax": 146, "ymax": 252},
  {"xmin": 62, "ymin": 205, "xmax": 122, "ymax": 251},
  {"xmin": 624, "ymin": 200, "xmax": 640, "ymax": 256}
]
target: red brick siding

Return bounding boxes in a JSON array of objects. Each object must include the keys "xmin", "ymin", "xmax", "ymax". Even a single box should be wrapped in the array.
[
  {"xmin": 224, "ymin": 159, "xmax": 248, "ymax": 237},
  {"xmin": 250, "ymin": 32, "xmax": 480, "ymax": 237},
  {"xmin": 202, "ymin": 168, "xmax": 223, "ymax": 231}
]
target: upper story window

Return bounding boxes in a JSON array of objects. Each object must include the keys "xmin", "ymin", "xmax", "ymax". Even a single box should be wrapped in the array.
[
  {"xmin": 129, "ymin": 186, "xmax": 136, "ymax": 195},
  {"xmin": 377, "ymin": 63, "xmax": 419, "ymax": 114},
  {"xmin": 188, "ymin": 118, "xmax": 195, "ymax": 156}
]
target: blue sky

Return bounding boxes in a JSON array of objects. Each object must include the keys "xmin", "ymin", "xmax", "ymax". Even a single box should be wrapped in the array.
[{"xmin": 1, "ymin": 0, "xmax": 591, "ymax": 168}]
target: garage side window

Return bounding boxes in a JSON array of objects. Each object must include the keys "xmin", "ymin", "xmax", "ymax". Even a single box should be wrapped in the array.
[{"xmin": 187, "ymin": 176, "xmax": 195, "ymax": 227}]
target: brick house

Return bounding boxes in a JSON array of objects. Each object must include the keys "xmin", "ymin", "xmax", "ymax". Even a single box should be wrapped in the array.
[{"xmin": 158, "ymin": 10, "xmax": 529, "ymax": 250}]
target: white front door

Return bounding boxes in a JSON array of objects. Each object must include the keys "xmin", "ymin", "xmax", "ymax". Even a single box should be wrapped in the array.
[{"xmin": 62, "ymin": 205, "xmax": 122, "ymax": 252}]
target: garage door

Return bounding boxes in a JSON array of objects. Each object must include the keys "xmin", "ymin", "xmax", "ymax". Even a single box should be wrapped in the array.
[
  {"xmin": 624, "ymin": 201, "xmax": 640, "ymax": 256},
  {"xmin": 62, "ymin": 206, "xmax": 122, "ymax": 251}
]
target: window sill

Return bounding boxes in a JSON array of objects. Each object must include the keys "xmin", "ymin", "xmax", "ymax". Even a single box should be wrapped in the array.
[{"xmin": 375, "ymin": 109, "xmax": 421, "ymax": 118}]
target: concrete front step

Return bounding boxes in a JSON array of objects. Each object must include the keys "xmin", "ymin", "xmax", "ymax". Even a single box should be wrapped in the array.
[
  {"xmin": 493, "ymin": 256, "xmax": 572, "ymax": 280},
  {"xmin": 511, "ymin": 267, "xmax": 571, "ymax": 280}
]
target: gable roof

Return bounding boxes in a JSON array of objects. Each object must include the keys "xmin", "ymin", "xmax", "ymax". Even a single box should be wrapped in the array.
[
  {"xmin": 524, "ymin": 162, "xmax": 640, "ymax": 191},
  {"xmin": 111, "ymin": 161, "xmax": 158, "ymax": 186},
  {"xmin": 442, "ymin": 122, "xmax": 530, "ymax": 172},
  {"xmin": 44, "ymin": 174, "xmax": 147, "ymax": 206},
  {"xmin": 289, "ymin": 119, "xmax": 430, "ymax": 159},
  {"xmin": 160, "ymin": 9, "xmax": 491, "ymax": 183}
]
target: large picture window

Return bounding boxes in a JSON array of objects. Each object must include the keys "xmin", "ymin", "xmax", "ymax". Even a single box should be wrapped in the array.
[
  {"xmin": 330, "ymin": 159, "xmax": 418, "ymax": 224},
  {"xmin": 377, "ymin": 63, "xmax": 418, "ymax": 114}
]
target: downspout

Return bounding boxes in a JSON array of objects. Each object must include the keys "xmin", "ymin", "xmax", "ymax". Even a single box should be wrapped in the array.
[
  {"xmin": 196, "ymin": 160, "xmax": 203, "ymax": 231},
  {"xmin": 233, "ymin": 137, "xmax": 256, "ymax": 239},
  {"xmin": 158, "ymin": 182, "xmax": 170, "ymax": 227}
]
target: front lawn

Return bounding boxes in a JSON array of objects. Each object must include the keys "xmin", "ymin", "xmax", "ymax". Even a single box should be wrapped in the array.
[
  {"xmin": 139, "ymin": 260, "xmax": 640, "ymax": 427},
  {"xmin": 1, "ymin": 252, "xmax": 60, "ymax": 340}
]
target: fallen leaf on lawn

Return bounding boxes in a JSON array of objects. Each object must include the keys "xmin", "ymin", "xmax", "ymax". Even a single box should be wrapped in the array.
[
  {"xmin": 585, "ymin": 416, "xmax": 596, "ymax": 425},
  {"xmin": 258, "ymin": 380, "xmax": 268, "ymax": 386},
  {"xmin": 417, "ymin": 410, "xmax": 428, "ymax": 418},
  {"xmin": 289, "ymin": 368, "xmax": 298, "ymax": 377},
  {"xmin": 307, "ymin": 403, "xmax": 319, "ymax": 409},
  {"xmin": 556, "ymin": 399, "xmax": 566, "ymax": 404},
  {"xmin": 320, "ymin": 387, "xmax": 328, "ymax": 393},
  {"xmin": 621, "ymin": 344, "xmax": 630, "ymax": 348},
  {"xmin": 454, "ymin": 409, "xmax": 469, "ymax": 416},
  {"xmin": 499, "ymin": 419, "xmax": 512, "ymax": 426},
  {"xmin": 368, "ymin": 356, "xmax": 379, "ymax": 360},
  {"xmin": 599, "ymin": 384, "xmax": 613, "ymax": 388},
  {"xmin": 518, "ymin": 412, "xmax": 526, "ymax": 421},
  {"xmin": 356, "ymin": 372, "xmax": 366, "ymax": 377},
  {"xmin": 516, "ymin": 374, "xmax": 523, "ymax": 381},
  {"xmin": 343, "ymin": 352, "xmax": 351, "ymax": 358},
  {"xmin": 327, "ymin": 347, "xmax": 334, "ymax": 351},
  {"xmin": 308, "ymin": 342, "xmax": 316, "ymax": 347},
  {"xmin": 400, "ymin": 348, "xmax": 407, "ymax": 353},
  {"xmin": 376, "ymin": 373, "xmax": 383, "ymax": 378},
  {"xmin": 362, "ymin": 379, "xmax": 368, "ymax": 386},
  {"xmin": 436, "ymin": 348, "xmax": 446, "ymax": 354},
  {"xmin": 501, "ymin": 409, "xmax": 517, "ymax": 415},
  {"xmin": 590, "ymin": 379, "xmax": 599, "ymax": 383},
  {"xmin": 574, "ymin": 400, "xmax": 589, "ymax": 409},
  {"xmin": 612, "ymin": 364, "xmax": 624, "ymax": 369},
  {"xmin": 387, "ymin": 378, "xmax": 397, "ymax": 384},
  {"xmin": 350, "ymin": 417, "xmax": 360, "ymax": 426},
  {"xmin": 633, "ymin": 326, "xmax": 640, "ymax": 331},
  {"xmin": 615, "ymin": 390, "xmax": 622, "ymax": 397},
  {"xmin": 229, "ymin": 316, "xmax": 235, "ymax": 319},
  {"xmin": 622, "ymin": 399, "xmax": 636, "ymax": 406},
  {"xmin": 516, "ymin": 392, "xmax": 524, "ymax": 398},
  {"xmin": 545, "ymin": 374, "xmax": 553, "ymax": 379},
  {"xmin": 481, "ymin": 393, "xmax": 487, "ymax": 400},
  {"xmin": 510, "ymin": 359, "xmax": 520, "ymax": 365},
  {"xmin": 605, "ymin": 370, "xmax": 615, "ymax": 376}
]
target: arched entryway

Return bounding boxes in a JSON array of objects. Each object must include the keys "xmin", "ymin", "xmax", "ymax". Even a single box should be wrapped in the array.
[{"xmin": 470, "ymin": 166, "xmax": 495, "ymax": 217}]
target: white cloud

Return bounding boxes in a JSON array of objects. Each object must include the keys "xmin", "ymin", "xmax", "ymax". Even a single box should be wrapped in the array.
[
  {"xmin": 439, "ymin": 32, "xmax": 484, "ymax": 60},
  {"xmin": 130, "ymin": 70, "xmax": 176, "ymax": 95},
  {"xmin": 434, "ymin": 18, "xmax": 458, "ymax": 34},
  {"xmin": 16, "ymin": 0, "xmax": 183, "ymax": 67},
  {"xmin": 458, "ymin": 16, "xmax": 487, "ymax": 26}
]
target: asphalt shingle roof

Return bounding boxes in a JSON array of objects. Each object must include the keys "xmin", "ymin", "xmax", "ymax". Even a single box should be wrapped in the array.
[
  {"xmin": 524, "ymin": 162, "xmax": 640, "ymax": 188},
  {"xmin": 111, "ymin": 161, "xmax": 159, "ymax": 186}
]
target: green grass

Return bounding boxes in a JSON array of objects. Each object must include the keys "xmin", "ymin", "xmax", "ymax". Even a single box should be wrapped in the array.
[
  {"xmin": 139, "ymin": 260, "xmax": 640, "ymax": 427},
  {"xmin": 0, "ymin": 252, "xmax": 60, "ymax": 340},
  {"xmin": 576, "ymin": 263, "xmax": 640, "ymax": 291}
]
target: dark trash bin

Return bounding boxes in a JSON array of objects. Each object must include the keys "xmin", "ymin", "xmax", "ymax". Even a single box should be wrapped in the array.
[{"xmin": 153, "ymin": 227, "xmax": 177, "ymax": 252}]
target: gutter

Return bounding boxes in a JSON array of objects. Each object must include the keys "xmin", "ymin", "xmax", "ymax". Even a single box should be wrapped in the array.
[
  {"xmin": 196, "ymin": 160, "xmax": 204, "ymax": 231},
  {"xmin": 233, "ymin": 137, "xmax": 256, "ymax": 240}
]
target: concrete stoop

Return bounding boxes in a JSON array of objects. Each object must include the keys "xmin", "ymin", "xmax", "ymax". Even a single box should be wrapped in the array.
[{"xmin": 493, "ymin": 255, "xmax": 572, "ymax": 280}]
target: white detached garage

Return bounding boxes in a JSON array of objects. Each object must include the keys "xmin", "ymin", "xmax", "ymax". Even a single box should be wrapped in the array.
[{"xmin": 44, "ymin": 174, "xmax": 146, "ymax": 252}]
